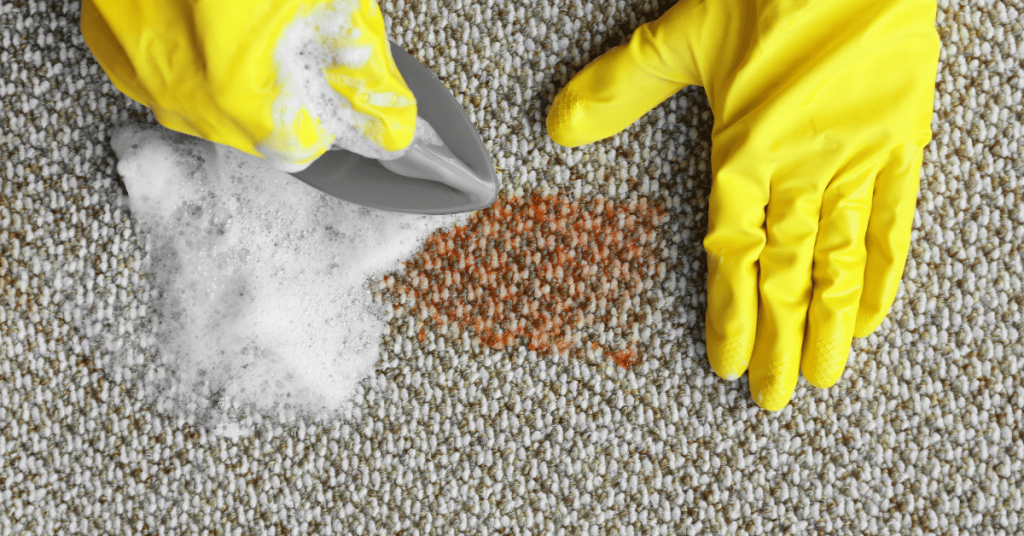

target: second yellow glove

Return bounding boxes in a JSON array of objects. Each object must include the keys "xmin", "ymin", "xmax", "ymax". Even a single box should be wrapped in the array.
[{"xmin": 548, "ymin": 0, "xmax": 940, "ymax": 410}]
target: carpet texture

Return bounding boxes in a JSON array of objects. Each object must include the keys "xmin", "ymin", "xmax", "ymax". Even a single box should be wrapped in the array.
[{"xmin": 2, "ymin": 0, "xmax": 1023, "ymax": 534}]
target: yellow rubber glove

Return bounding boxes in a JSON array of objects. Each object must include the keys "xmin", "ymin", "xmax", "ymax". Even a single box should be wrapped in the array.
[
  {"xmin": 82, "ymin": 0, "xmax": 417, "ymax": 171},
  {"xmin": 548, "ymin": 0, "xmax": 939, "ymax": 410}
]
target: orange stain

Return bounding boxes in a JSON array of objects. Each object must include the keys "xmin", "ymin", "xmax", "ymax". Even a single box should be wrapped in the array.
[
  {"xmin": 609, "ymin": 348, "xmax": 641, "ymax": 369},
  {"xmin": 383, "ymin": 193, "xmax": 669, "ymax": 368}
]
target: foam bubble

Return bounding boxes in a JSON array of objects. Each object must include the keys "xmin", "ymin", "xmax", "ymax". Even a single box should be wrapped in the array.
[{"xmin": 111, "ymin": 124, "xmax": 453, "ymax": 434}]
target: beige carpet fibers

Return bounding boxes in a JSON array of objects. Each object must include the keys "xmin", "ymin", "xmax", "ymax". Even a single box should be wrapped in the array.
[{"xmin": 2, "ymin": 0, "xmax": 1024, "ymax": 534}]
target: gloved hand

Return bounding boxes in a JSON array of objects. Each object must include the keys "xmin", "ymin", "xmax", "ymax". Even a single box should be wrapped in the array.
[
  {"xmin": 548, "ymin": 0, "xmax": 939, "ymax": 410},
  {"xmin": 82, "ymin": 0, "xmax": 417, "ymax": 171}
]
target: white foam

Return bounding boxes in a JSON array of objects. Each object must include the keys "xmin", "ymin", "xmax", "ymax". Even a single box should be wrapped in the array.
[
  {"xmin": 111, "ymin": 124, "xmax": 452, "ymax": 434},
  {"xmin": 413, "ymin": 116, "xmax": 445, "ymax": 147}
]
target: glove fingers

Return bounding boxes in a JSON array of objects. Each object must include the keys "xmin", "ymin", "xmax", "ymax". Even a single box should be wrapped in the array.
[
  {"xmin": 854, "ymin": 141, "xmax": 927, "ymax": 337},
  {"xmin": 747, "ymin": 179, "xmax": 822, "ymax": 411},
  {"xmin": 703, "ymin": 165, "xmax": 769, "ymax": 383},
  {"xmin": 801, "ymin": 160, "xmax": 879, "ymax": 388}
]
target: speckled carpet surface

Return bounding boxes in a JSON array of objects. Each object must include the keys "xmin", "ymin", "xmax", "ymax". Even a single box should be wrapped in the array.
[{"xmin": 2, "ymin": 0, "xmax": 1024, "ymax": 534}]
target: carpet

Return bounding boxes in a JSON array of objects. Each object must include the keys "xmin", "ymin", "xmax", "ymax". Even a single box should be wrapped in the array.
[{"xmin": 1, "ymin": 0, "xmax": 1022, "ymax": 534}]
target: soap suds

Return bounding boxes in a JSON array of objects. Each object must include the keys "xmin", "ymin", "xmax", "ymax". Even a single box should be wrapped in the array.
[{"xmin": 110, "ymin": 124, "xmax": 452, "ymax": 434}]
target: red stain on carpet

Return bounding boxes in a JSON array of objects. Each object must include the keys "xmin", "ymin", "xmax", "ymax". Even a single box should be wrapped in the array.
[{"xmin": 383, "ymin": 193, "xmax": 668, "ymax": 367}]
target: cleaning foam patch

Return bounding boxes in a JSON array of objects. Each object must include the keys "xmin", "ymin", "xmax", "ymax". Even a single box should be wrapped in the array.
[{"xmin": 110, "ymin": 124, "xmax": 453, "ymax": 435}]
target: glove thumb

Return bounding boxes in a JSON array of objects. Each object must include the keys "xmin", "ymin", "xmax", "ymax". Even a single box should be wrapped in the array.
[{"xmin": 547, "ymin": 0, "xmax": 736, "ymax": 147}]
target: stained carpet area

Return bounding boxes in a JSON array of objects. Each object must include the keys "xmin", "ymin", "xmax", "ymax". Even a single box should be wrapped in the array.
[{"xmin": 2, "ymin": 0, "xmax": 1024, "ymax": 534}]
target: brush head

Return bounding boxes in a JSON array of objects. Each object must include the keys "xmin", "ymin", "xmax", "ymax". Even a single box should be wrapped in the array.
[{"xmin": 289, "ymin": 42, "xmax": 500, "ymax": 215}]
